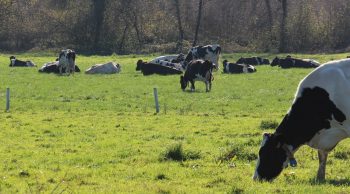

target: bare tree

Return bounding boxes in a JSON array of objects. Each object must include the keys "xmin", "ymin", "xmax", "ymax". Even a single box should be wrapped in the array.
[
  {"xmin": 279, "ymin": 0, "xmax": 288, "ymax": 52},
  {"xmin": 193, "ymin": 0, "xmax": 203, "ymax": 46},
  {"xmin": 92, "ymin": 0, "xmax": 107, "ymax": 52},
  {"xmin": 174, "ymin": 0, "xmax": 184, "ymax": 52}
]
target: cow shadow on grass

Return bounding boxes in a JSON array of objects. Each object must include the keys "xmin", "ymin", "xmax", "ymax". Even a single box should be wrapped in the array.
[{"xmin": 309, "ymin": 178, "xmax": 350, "ymax": 186}]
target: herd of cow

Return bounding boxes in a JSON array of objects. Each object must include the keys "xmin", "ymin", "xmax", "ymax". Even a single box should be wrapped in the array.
[
  {"xmin": 7, "ymin": 45, "xmax": 350, "ymax": 182},
  {"xmin": 9, "ymin": 44, "xmax": 325, "ymax": 93}
]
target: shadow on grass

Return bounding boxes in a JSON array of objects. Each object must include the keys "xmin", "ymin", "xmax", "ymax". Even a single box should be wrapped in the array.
[{"xmin": 309, "ymin": 177, "xmax": 350, "ymax": 186}]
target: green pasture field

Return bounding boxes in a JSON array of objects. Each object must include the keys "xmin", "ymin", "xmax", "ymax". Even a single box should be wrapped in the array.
[{"xmin": 1, "ymin": 52, "xmax": 350, "ymax": 193}]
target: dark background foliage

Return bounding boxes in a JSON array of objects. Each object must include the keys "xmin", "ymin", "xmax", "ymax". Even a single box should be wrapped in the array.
[{"xmin": 0, "ymin": 0, "xmax": 349, "ymax": 54}]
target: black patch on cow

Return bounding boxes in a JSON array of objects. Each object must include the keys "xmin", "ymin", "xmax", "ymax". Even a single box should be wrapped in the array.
[
  {"xmin": 271, "ymin": 56, "xmax": 318, "ymax": 68},
  {"xmin": 276, "ymin": 87, "xmax": 346, "ymax": 148},
  {"xmin": 136, "ymin": 60, "xmax": 182, "ymax": 76},
  {"xmin": 256, "ymin": 86, "xmax": 346, "ymax": 181}
]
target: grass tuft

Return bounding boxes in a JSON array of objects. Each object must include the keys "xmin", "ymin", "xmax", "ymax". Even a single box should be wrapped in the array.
[
  {"xmin": 160, "ymin": 143, "xmax": 201, "ymax": 162},
  {"xmin": 259, "ymin": 119, "xmax": 279, "ymax": 130}
]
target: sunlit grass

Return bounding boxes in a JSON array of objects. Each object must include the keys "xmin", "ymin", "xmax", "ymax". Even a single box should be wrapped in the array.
[{"xmin": 1, "ymin": 52, "xmax": 350, "ymax": 193}]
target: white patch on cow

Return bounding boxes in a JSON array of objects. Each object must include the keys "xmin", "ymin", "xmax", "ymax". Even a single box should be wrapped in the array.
[
  {"xmin": 11, "ymin": 59, "xmax": 16, "ymax": 66},
  {"xmin": 194, "ymin": 73, "xmax": 206, "ymax": 82},
  {"xmin": 255, "ymin": 57, "xmax": 260, "ymax": 65},
  {"xmin": 85, "ymin": 62, "xmax": 121, "ymax": 74},
  {"xmin": 243, "ymin": 65, "xmax": 248, "ymax": 73},
  {"xmin": 150, "ymin": 55, "xmax": 178, "ymax": 64},
  {"xmin": 224, "ymin": 62, "xmax": 230, "ymax": 73}
]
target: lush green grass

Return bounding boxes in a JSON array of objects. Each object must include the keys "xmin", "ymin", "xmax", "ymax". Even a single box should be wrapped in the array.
[{"xmin": 1, "ymin": 52, "xmax": 350, "ymax": 193}]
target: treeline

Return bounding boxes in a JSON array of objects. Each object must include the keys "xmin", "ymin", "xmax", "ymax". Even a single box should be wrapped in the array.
[{"xmin": 0, "ymin": 0, "xmax": 349, "ymax": 54}]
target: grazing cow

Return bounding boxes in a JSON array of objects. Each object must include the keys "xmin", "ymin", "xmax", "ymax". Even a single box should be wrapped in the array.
[
  {"xmin": 150, "ymin": 53, "xmax": 185, "ymax": 64},
  {"xmin": 9, "ymin": 56, "xmax": 36, "ymax": 67},
  {"xmin": 184, "ymin": 44, "xmax": 221, "ymax": 70},
  {"xmin": 180, "ymin": 60, "xmax": 215, "ymax": 92},
  {"xmin": 236, "ymin": 57, "xmax": 270, "ymax": 65},
  {"xmin": 136, "ymin": 60, "xmax": 182, "ymax": 76},
  {"xmin": 253, "ymin": 58, "xmax": 350, "ymax": 182},
  {"xmin": 271, "ymin": 56, "xmax": 320, "ymax": 68},
  {"xmin": 223, "ymin": 60, "xmax": 256, "ymax": 74},
  {"xmin": 58, "ymin": 49, "xmax": 76, "ymax": 75},
  {"xmin": 85, "ymin": 62, "xmax": 121, "ymax": 74},
  {"xmin": 39, "ymin": 61, "xmax": 80, "ymax": 73}
]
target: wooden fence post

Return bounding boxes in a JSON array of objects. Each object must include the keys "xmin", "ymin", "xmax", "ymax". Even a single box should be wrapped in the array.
[
  {"xmin": 153, "ymin": 88, "xmax": 160, "ymax": 113},
  {"xmin": 6, "ymin": 88, "xmax": 10, "ymax": 112}
]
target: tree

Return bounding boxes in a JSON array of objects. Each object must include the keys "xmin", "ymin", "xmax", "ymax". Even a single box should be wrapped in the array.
[
  {"xmin": 279, "ymin": 0, "xmax": 288, "ymax": 52},
  {"xmin": 174, "ymin": 0, "xmax": 184, "ymax": 52},
  {"xmin": 92, "ymin": 0, "xmax": 107, "ymax": 52},
  {"xmin": 192, "ymin": 0, "xmax": 203, "ymax": 47}
]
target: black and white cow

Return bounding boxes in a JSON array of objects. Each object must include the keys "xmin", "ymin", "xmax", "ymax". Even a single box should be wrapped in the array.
[
  {"xmin": 180, "ymin": 60, "xmax": 215, "ymax": 92},
  {"xmin": 39, "ymin": 61, "xmax": 81, "ymax": 73},
  {"xmin": 223, "ymin": 60, "xmax": 256, "ymax": 74},
  {"xmin": 271, "ymin": 56, "xmax": 320, "ymax": 68},
  {"xmin": 9, "ymin": 56, "xmax": 36, "ymax": 67},
  {"xmin": 254, "ymin": 58, "xmax": 350, "ymax": 182},
  {"xmin": 184, "ymin": 44, "xmax": 221, "ymax": 70},
  {"xmin": 150, "ymin": 53, "xmax": 185, "ymax": 64},
  {"xmin": 85, "ymin": 62, "xmax": 121, "ymax": 74},
  {"xmin": 58, "ymin": 49, "xmax": 76, "ymax": 75},
  {"xmin": 136, "ymin": 60, "xmax": 182, "ymax": 76},
  {"xmin": 236, "ymin": 57, "xmax": 270, "ymax": 66}
]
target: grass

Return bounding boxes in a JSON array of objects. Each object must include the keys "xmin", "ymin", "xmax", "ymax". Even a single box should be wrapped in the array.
[{"xmin": 1, "ymin": 52, "xmax": 350, "ymax": 193}]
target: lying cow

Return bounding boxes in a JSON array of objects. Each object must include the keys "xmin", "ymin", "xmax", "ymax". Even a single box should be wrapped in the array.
[
  {"xmin": 236, "ymin": 57, "xmax": 270, "ymax": 65},
  {"xmin": 9, "ymin": 56, "xmax": 36, "ymax": 67},
  {"xmin": 254, "ymin": 58, "xmax": 350, "ymax": 182},
  {"xmin": 39, "ymin": 61, "xmax": 81, "ymax": 73},
  {"xmin": 223, "ymin": 60, "xmax": 256, "ymax": 74},
  {"xmin": 85, "ymin": 62, "xmax": 121, "ymax": 74},
  {"xmin": 180, "ymin": 60, "xmax": 215, "ymax": 92},
  {"xmin": 184, "ymin": 44, "xmax": 221, "ymax": 70},
  {"xmin": 271, "ymin": 56, "xmax": 320, "ymax": 68},
  {"xmin": 150, "ymin": 53, "xmax": 185, "ymax": 64},
  {"xmin": 136, "ymin": 60, "xmax": 182, "ymax": 76},
  {"xmin": 58, "ymin": 49, "xmax": 76, "ymax": 75}
]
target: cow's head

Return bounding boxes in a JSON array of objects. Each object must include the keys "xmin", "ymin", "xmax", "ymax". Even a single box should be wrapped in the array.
[
  {"xmin": 270, "ymin": 57, "xmax": 280, "ymax": 66},
  {"xmin": 9, "ymin": 56, "xmax": 16, "ymax": 66},
  {"xmin": 247, "ymin": 65, "xmax": 257, "ymax": 73},
  {"xmin": 253, "ymin": 133, "xmax": 294, "ymax": 181},
  {"xmin": 136, "ymin": 60, "xmax": 144, "ymax": 71},
  {"xmin": 180, "ymin": 75, "xmax": 188, "ymax": 91}
]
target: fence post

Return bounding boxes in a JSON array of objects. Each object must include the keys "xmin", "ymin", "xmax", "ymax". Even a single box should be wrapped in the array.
[
  {"xmin": 153, "ymin": 88, "xmax": 160, "ymax": 113},
  {"xmin": 6, "ymin": 88, "xmax": 10, "ymax": 112}
]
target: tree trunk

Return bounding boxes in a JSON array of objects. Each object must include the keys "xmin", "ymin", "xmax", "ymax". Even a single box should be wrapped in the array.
[
  {"xmin": 132, "ymin": 10, "xmax": 143, "ymax": 53},
  {"xmin": 193, "ymin": 0, "xmax": 203, "ymax": 47},
  {"xmin": 174, "ymin": 0, "xmax": 184, "ymax": 53},
  {"xmin": 92, "ymin": 0, "xmax": 106, "ymax": 53},
  {"xmin": 279, "ymin": 0, "xmax": 288, "ymax": 53},
  {"xmin": 264, "ymin": 0, "xmax": 273, "ymax": 30}
]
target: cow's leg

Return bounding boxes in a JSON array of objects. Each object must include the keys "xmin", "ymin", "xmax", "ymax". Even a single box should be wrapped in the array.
[
  {"xmin": 316, "ymin": 150, "xmax": 328, "ymax": 181},
  {"xmin": 205, "ymin": 81, "xmax": 212, "ymax": 92},
  {"xmin": 190, "ymin": 81, "xmax": 195, "ymax": 92},
  {"xmin": 59, "ymin": 66, "xmax": 62, "ymax": 75},
  {"xmin": 209, "ymin": 80, "xmax": 212, "ymax": 91}
]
